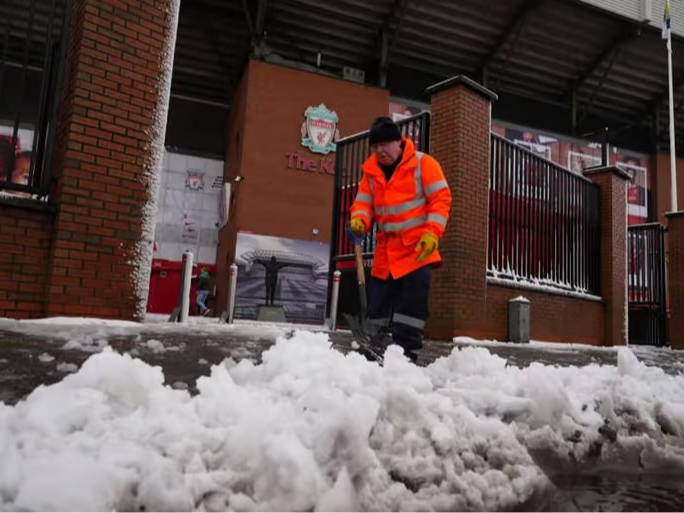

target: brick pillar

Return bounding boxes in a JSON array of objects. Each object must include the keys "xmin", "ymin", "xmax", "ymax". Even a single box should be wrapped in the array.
[
  {"xmin": 666, "ymin": 211, "xmax": 684, "ymax": 349},
  {"xmin": 46, "ymin": 0, "xmax": 180, "ymax": 320},
  {"xmin": 584, "ymin": 166, "xmax": 630, "ymax": 346},
  {"xmin": 424, "ymin": 76, "xmax": 498, "ymax": 340}
]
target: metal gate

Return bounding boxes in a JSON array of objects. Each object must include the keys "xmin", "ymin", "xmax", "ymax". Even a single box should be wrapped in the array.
[
  {"xmin": 327, "ymin": 112, "xmax": 431, "ymax": 326},
  {"xmin": 628, "ymin": 223, "xmax": 668, "ymax": 346}
]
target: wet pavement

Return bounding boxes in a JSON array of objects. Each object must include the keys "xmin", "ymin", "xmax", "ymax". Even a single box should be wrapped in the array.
[{"xmin": 1, "ymin": 321, "xmax": 684, "ymax": 405}]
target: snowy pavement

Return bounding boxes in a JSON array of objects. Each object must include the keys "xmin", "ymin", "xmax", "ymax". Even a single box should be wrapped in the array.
[{"xmin": 1, "ymin": 316, "xmax": 684, "ymax": 511}]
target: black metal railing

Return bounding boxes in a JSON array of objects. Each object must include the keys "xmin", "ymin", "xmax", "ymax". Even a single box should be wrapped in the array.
[
  {"xmin": 0, "ymin": 0, "xmax": 71, "ymax": 199},
  {"xmin": 628, "ymin": 223, "xmax": 668, "ymax": 346},
  {"xmin": 488, "ymin": 133, "xmax": 601, "ymax": 295}
]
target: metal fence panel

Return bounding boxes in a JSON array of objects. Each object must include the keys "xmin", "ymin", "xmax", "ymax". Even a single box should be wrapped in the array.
[
  {"xmin": 628, "ymin": 223, "xmax": 668, "ymax": 346},
  {"xmin": 488, "ymin": 133, "xmax": 601, "ymax": 296}
]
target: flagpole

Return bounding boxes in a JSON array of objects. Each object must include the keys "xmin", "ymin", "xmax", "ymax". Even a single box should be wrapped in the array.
[{"xmin": 668, "ymin": 30, "xmax": 679, "ymax": 211}]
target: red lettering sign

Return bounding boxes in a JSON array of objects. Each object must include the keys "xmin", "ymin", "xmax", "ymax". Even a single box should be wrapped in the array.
[{"xmin": 285, "ymin": 153, "xmax": 335, "ymax": 176}]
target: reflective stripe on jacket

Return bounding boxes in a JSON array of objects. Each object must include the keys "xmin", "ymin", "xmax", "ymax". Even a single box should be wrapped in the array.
[{"xmin": 350, "ymin": 137, "xmax": 452, "ymax": 279}]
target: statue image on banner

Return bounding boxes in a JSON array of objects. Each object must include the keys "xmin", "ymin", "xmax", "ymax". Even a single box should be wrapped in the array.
[
  {"xmin": 254, "ymin": 256, "xmax": 293, "ymax": 306},
  {"xmin": 234, "ymin": 233, "xmax": 330, "ymax": 323}
]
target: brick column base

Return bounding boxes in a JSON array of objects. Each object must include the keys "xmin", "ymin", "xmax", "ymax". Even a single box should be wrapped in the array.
[
  {"xmin": 424, "ymin": 76, "xmax": 498, "ymax": 340},
  {"xmin": 585, "ymin": 166, "xmax": 630, "ymax": 346},
  {"xmin": 666, "ymin": 211, "xmax": 684, "ymax": 349}
]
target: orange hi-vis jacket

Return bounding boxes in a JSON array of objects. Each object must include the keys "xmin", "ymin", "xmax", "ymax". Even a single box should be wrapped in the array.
[{"xmin": 350, "ymin": 137, "xmax": 452, "ymax": 280}]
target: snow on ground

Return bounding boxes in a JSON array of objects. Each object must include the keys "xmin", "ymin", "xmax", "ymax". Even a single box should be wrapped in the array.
[
  {"xmin": 55, "ymin": 362, "xmax": 78, "ymax": 374},
  {"xmin": 1, "ymin": 330, "xmax": 684, "ymax": 511},
  {"xmin": 37, "ymin": 353, "xmax": 55, "ymax": 363},
  {"xmin": 0, "ymin": 315, "xmax": 329, "ymax": 349}
]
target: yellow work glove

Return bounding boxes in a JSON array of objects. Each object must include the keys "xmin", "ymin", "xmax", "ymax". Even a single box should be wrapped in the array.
[
  {"xmin": 415, "ymin": 232, "xmax": 439, "ymax": 263},
  {"xmin": 348, "ymin": 218, "xmax": 366, "ymax": 237}
]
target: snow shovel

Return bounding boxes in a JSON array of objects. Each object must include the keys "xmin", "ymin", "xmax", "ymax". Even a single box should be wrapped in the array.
[{"xmin": 342, "ymin": 232, "xmax": 380, "ymax": 347}]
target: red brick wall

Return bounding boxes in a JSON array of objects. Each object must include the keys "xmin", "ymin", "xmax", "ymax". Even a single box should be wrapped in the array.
[
  {"xmin": 233, "ymin": 60, "xmax": 389, "ymax": 239},
  {"xmin": 667, "ymin": 211, "xmax": 684, "ymax": 349},
  {"xmin": 44, "ymin": 0, "xmax": 178, "ymax": 320},
  {"xmin": 586, "ymin": 167, "xmax": 629, "ymax": 346},
  {"xmin": 215, "ymin": 60, "xmax": 389, "ymax": 313},
  {"xmin": 424, "ymin": 76, "xmax": 621, "ymax": 346},
  {"xmin": 484, "ymin": 284, "xmax": 603, "ymax": 344},
  {"xmin": 215, "ymin": 64, "xmax": 250, "ymax": 314},
  {"xmin": 0, "ymin": 203, "xmax": 53, "ymax": 318},
  {"xmin": 426, "ymin": 79, "xmax": 492, "ymax": 340}
]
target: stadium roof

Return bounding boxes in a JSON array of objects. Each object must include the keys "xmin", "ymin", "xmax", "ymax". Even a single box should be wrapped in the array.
[{"xmin": 172, "ymin": 0, "xmax": 684, "ymax": 154}]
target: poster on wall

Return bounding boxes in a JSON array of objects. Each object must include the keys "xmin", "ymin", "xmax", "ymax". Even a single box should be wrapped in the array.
[
  {"xmin": 153, "ymin": 150, "xmax": 224, "ymax": 265},
  {"xmin": 389, "ymin": 101, "xmax": 425, "ymax": 122},
  {"xmin": 234, "ymin": 232, "xmax": 330, "ymax": 324},
  {"xmin": 389, "ymin": 100, "xmax": 429, "ymax": 147},
  {"xmin": 504, "ymin": 127, "xmax": 556, "ymax": 160},
  {"xmin": 617, "ymin": 155, "xmax": 648, "ymax": 222},
  {"xmin": 497, "ymin": 122, "xmax": 650, "ymax": 224},
  {"xmin": 0, "ymin": 125, "xmax": 36, "ymax": 199},
  {"xmin": 386, "ymin": 101, "xmax": 652, "ymax": 224}
]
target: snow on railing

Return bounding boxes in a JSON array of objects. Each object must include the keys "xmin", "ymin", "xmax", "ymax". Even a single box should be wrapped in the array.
[{"xmin": 488, "ymin": 133, "xmax": 601, "ymax": 296}]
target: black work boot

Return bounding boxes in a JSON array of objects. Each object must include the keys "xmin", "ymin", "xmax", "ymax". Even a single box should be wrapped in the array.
[{"xmin": 369, "ymin": 331, "xmax": 393, "ymax": 354}]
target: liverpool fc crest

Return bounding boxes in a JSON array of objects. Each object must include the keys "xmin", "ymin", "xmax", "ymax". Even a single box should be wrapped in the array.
[{"xmin": 301, "ymin": 104, "xmax": 339, "ymax": 155}]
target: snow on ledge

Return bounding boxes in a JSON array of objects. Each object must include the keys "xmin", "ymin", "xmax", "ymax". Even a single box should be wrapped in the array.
[
  {"xmin": 453, "ymin": 336, "xmax": 618, "ymax": 352},
  {"xmin": 0, "ymin": 317, "xmax": 142, "ymax": 328},
  {"xmin": 487, "ymin": 276, "xmax": 602, "ymax": 302}
]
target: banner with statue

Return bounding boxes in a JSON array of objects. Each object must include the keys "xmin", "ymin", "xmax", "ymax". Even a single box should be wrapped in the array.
[{"xmin": 234, "ymin": 232, "xmax": 330, "ymax": 323}]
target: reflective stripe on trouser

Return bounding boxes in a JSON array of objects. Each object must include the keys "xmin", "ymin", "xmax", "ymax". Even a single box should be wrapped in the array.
[{"xmin": 367, "ymin": 265, "xmax": 431, "ymax": 352}]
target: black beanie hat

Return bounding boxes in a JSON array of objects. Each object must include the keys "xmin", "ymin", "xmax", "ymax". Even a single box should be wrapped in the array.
[{"xmin": 369, "ymin": 116, "xmax": 402, "ymax": 146}]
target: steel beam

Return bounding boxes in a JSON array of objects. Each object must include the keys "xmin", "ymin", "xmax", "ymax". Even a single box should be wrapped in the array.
[
  {"xmin": 573, "ymin": 27, "xmax": 640, "ymax": 95},
  {"xmin": 477, "ymin": 0, "xmax": 543, "ymax": 80}
]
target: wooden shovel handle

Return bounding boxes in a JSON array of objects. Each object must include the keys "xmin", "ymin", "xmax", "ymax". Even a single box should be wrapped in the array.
[{"xmin": 355, "ymin": 244, "xmax": 365, "ymax": 286}]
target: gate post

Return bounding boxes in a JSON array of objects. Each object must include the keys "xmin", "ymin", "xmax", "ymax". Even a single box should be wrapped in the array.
[
  {"xmin": 45, "ymin": 0, "xmax": 181, "ymax": 320},
  {"xmin": 585, "ymin": 166, "xmax": 631, "ymax": 346},
  {"xmin": 666, "ymin": 211, "xmax": 684, "ymax": 349},
  {"xmin": 424, "ymin": 76, "xmax": 498, "ymax": 340}
]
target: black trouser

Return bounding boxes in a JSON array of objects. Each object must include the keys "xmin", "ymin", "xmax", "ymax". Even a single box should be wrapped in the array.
[{"xmin": 367, "ymin": 265, "xmax": 431, "ymax": 352}]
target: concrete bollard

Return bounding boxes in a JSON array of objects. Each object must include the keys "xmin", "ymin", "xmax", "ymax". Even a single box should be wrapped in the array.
[
  {"xmin": 509, "ymin": 296, "xmax": 530, "ymax": 343},
  {"xmin": 227, "ymin": 263, "xmax": 238, "ymax": 324},
  {"xmin": 329, "ymin": 270, "xmax": 341, "ymax": 331},
  {"xmin": 179, "ymin": 251, "xmax": 194, "ymax": 323}
]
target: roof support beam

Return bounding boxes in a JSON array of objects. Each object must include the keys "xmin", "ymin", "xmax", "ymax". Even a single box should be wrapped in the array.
[
  {"xmin": 577, "ymin": 43, "xmax": 623, "ymax": 127},
  {"xmin": 572, "ymin": 26, "xmax": 642, "ymax": 96},
  {"xmin": 243, "ymin": 0, "xmax": 268, "ymax": 54},
  {"xmin": 571, "ymin": 88, "xmax": 578, "ymax": 136},
  {"xmin": 385, "ymin": 0, "xmax": 413, "ymax": 52},
  {"xmin": 379, "ymin": 28, "xmax": 389, "ymax": 87},
  {"xmin": 377, "ymin": 0, "xmax": 413, "ymax": 86},
  {"xmin": 477, "ymin": 0, "xmax": 543, "ymax": 83},
  {"xmin": 180, "ymin": 5, "xmax": 240, "ymax": 95}
]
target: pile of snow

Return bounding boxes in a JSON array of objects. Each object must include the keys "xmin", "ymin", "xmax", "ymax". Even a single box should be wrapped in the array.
[
  {"xmin": 56, "ymin": 362, "xmax": 78, "ymax": 374},
  {"xmin": 1, "ymin": 331, "xmax": 683, "ymax": 511},
  {"xmin": 145, "ymin": 339, "xmax": 166, "ymax": 354},
  {"xmin": 37, "ymin": 353, "xmax": 55, "ymax": 363}
]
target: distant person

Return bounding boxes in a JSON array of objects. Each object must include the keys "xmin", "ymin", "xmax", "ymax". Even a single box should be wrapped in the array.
[{"xmin": 196, "ymin": 267, "xmax": 211, "ymax": 316}]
